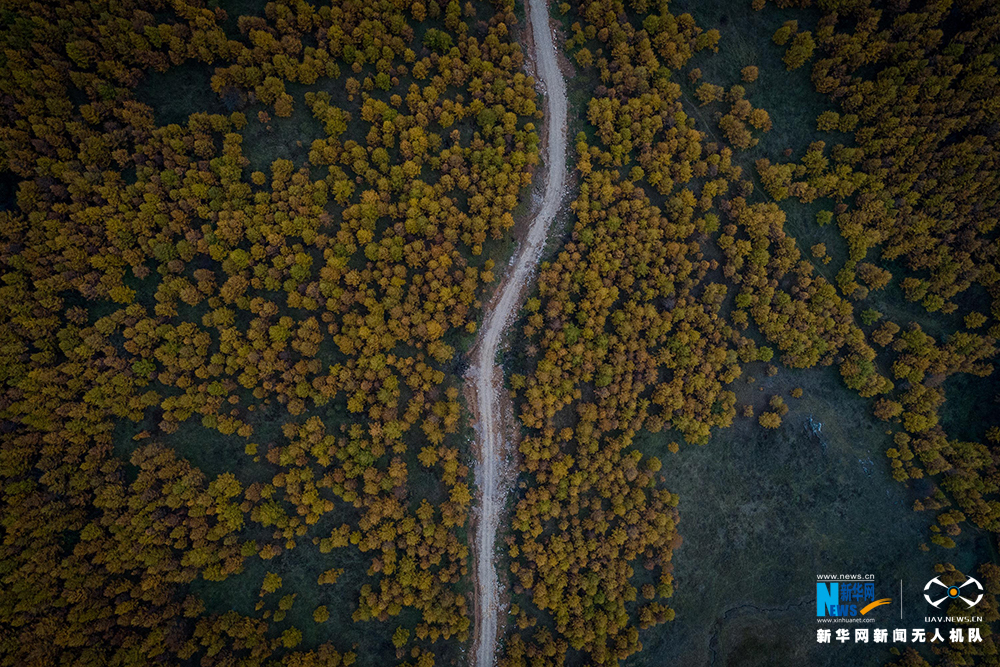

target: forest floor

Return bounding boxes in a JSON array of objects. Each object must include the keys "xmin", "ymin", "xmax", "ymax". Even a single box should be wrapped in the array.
[{"xmin": 466, "ymin": 0, "xmax": 569, "ymax": 664}]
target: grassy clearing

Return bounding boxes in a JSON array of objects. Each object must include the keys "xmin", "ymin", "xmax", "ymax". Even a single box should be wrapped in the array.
[
  {"xmin": 215, "ymin": 0, "xmax": 269, "ymax": 36},
  {"xmin": 135, "ymin": 54, "xmax": 323, "ymax": 176},
  {"xmin": 114, "ymin": 414, "xmax": 274, "ymax": 485},
  {"xmin": 627, "ymin": 364, "xmax": 993, "ymax": 667},
  {"xmin": 671, "ymin": 0, "xmax": 850, "ymax": 270},
  {"xmin": 191, "ymin": 538, "xmax": 403, "ymax": 665},
  {"xmin": 861, "ymin": 262, "xmax": 964, "ymax": 342},
  {"xmin": 939, "ymin": 370, "xmax": 1000, "ymax": 445},
  {"xmin": 135, "ymin": 61, "xmax": 226, "ymax": 126},
  {"xmin": 0, "ymin": 170, "xmax": 17, "ymax": 211},
  {"xmin": 240, "ymin": 84, "xmax": 327, "ymax": 174},
  {"xmin": 671, "ymin": 0, "xmax": 833, "ymax": 165}
]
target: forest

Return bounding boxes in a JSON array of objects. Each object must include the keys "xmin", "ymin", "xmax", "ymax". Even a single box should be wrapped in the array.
[
  {"xmin": 0, "ymin": 0, "xmax": 998, "ymax": 666},
  {"xmin": 0, "ymin": 0, "xmax": 537, "ymax": 664}
]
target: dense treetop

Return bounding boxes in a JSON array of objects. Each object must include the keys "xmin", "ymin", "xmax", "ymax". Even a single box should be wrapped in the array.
[{"xmin": 0, "ymin": 0, "xmax": 538, "ymax": 664}]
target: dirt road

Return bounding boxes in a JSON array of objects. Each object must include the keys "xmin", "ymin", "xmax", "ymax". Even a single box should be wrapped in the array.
[{"xmin": 468, "ymin": 0, "xmax": 568, "ymax": 665}]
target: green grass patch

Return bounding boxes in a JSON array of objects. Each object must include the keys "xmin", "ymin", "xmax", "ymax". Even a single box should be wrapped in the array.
[
  {"xmin": 114, "ymin": 413, "xmax": 274, "ymax": 486},
  {"xmin": 860, "ymin": 260, "xmax": 963, "ymax": 342},
  {"xmin": 135, "ymin": 60, "xmax": 226, "ymax": 127},
  {"xmin": 191, "ymin": 538, "xmax": 401, "ymax": 663},
  {"xmin": 672, "ymin": 0, "xmax": 834, "ymax": 165},
  {"xmin": 939, "ymin": 370, "xmax": 1000, "ymax": 445}
]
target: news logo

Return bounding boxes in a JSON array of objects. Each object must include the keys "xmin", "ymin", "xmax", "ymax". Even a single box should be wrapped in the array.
[
  {"xmin": 924, "ymin": 575, "xmax": 983, "ymax": 609},
  {"xmin": 817, "ymin": 576, "xmax": 891, "ymax": 618}
]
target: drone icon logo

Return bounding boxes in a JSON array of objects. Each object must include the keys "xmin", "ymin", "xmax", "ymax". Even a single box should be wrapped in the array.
[{"xmin": 924, "ymin": 575, "xmax": 984, "ymax": 609}]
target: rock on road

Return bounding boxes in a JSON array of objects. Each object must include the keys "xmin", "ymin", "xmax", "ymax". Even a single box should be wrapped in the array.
[{"xmin": 469, "ymin": 0, "xmax": 568, "ymax": 665}]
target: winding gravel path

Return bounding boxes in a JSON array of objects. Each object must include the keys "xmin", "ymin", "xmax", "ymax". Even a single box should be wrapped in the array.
[{"xmin": 468, "ymin": 0, "xmax": 568, "ymax": 665}]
